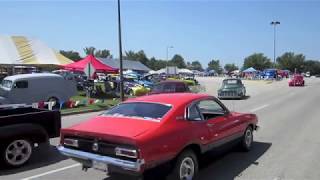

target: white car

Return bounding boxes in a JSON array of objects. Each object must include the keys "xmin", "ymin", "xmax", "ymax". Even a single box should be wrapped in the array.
[
  {"xmin": 0, "ymin": 73, "xmax": 77, "ymax": 107},
  {"xmin": 305, "ymin": 71, "xmax": 311, "ymax": 78}
]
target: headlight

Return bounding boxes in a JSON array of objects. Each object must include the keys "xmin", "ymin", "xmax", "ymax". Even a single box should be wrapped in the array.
[
  {"xmin": 63, "ymin": 138, "xmax": 79, "ymax": 147},
  {"xmin": 115, "ymin": 147, "xmax": 138, "ymax": 158}
]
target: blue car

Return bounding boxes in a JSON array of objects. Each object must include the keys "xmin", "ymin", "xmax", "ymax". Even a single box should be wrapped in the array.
[{"xmin": 262, "ymin": 69, "xmax": 277, "ymax": 79}]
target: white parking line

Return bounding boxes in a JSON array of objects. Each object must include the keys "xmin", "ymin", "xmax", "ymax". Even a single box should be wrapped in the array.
[
  {"xmin": 250, "ymin": 104, "xmax": 269, "ymax": 112},
  {"xmin": 21, "ymin": 163, "xmax": 81, "ymax": 180}
]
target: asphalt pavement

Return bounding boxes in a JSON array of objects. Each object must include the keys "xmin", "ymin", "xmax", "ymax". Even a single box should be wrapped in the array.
[{"xmin": 1, "ymin": 77, "xmax": 320, "ymax": 180}]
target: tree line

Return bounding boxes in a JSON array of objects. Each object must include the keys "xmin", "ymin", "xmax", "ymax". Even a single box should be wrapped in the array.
[
  {"xmin": 60, "ymin": 47, "xmax": 320, "ymax": 74},
  {"xmin": 60, "ymin": 47, "xmax": 204, "ymax": 71}
]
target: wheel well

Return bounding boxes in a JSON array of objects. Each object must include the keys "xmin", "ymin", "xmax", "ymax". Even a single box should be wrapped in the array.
[
  {"xmin": 181, "ymin": 144, "xmax": 202, "ymax": 158},
  {"xmin": 48, "ymin": 96, "xmax": 59, "ymax": 102}
]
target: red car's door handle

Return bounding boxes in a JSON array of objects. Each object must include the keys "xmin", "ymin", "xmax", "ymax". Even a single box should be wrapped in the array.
[{"xmin": 207, "ymin": 123, "xmax": 214, "ymax": 127}]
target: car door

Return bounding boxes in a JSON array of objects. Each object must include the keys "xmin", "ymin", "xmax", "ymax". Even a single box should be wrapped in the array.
[{"xmin": 197, "ymin": 99, "xmax": 234, "ymax": 146}]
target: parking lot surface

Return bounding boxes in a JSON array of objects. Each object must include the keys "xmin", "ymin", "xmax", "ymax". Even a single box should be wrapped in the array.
[{"xmin": 1, "ymin": 77, "xmax": 320, "ymax": 180}]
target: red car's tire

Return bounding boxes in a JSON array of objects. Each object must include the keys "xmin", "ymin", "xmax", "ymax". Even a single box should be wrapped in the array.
[
  {"xmin": 169, "ymin": 150, "xmax": 199, "ymax": 180},
  {"xmin": 240, "ymin": 126, "xmax": 253, "ymax": 152}
]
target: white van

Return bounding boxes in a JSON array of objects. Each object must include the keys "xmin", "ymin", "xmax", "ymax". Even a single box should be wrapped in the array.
[{"xmin": 0, "ymin": 73, "xmax": 77, "ymax": 107}]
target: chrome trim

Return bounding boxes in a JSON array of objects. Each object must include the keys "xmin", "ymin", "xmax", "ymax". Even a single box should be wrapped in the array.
[{"xmin": 58, "ymin": 146, "xmax": 144, "ymax": 172}]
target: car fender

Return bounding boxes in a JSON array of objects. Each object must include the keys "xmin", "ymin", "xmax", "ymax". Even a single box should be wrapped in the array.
[{"xmin": 0, "ymin": 123, "xmax": 48, "ymax": 143}]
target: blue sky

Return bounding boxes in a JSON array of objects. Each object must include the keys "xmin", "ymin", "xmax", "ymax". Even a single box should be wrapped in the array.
[{"xmin": 1, "ymin": 0, "xmax": 319, "ymax": 68}]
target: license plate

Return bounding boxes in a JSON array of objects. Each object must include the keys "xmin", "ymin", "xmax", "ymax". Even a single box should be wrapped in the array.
[{"xmin": 92, "ymin": 160, "xmax": 108, "ymax": 172}]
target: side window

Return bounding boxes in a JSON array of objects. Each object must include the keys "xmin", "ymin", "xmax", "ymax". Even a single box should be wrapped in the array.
[
  {"xmin": 198, "ymin": 100, "xmax": 225, "ymax": 113},
  {"xmin": 187, "ymin": 104, "xmax": 202, "ymax": 121},
  {"xmin": 14, "ymin": 81, "xmax": 28, "ymax": 89}
]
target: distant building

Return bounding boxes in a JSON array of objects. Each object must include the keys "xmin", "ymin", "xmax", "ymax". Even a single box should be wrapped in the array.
[{"xmin": 98, "ymin": 58, "xmax": 151, "ymax": 73}]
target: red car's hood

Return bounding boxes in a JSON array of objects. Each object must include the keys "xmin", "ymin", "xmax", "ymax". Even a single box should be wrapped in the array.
[{"xmin": 64, "ymin": 116, "xmax": 161, "ymax": 141}]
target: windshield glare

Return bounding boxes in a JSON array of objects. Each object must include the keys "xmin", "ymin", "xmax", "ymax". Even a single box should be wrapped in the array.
[
  {"xmin": 1, "ymin": 80, "xmax": 13, "ymax": 89},
  {"xmin": 223, "ymin": 80, "xmax": 240, "ymax": 87},
  {"xmin": 103, "ymin": 102, "xmax": 172, "ymax": 121}
]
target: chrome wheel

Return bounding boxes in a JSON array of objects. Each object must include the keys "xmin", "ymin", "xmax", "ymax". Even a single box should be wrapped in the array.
[
  {"xmin": 179, "ymin": 157, "xmax": 195, "ymax": 180},
  {"xmin": 5, "ymin": 140, "xmax": 32, "ymax": 166},
  {"xmin": 245, "ymin": 129, "xmax": 253, "ymax": 147}
]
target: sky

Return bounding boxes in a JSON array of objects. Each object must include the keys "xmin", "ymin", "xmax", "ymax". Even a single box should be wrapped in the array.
[{"xmin": 0, "ymin": 0, "xmax": 320, "ymax": 68}]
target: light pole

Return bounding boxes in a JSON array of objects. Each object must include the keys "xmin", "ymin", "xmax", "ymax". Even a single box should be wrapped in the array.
[
  {"xmin": 117, "ymin": 0, "xmax": 124, "ymax": 101},
  {"xmin": 271, "ymin": 21, "xmax": 280, "ymax": 68},
  {"xmin": 166, "ymin": 46, "xmax": 174, "ymax": 61}
]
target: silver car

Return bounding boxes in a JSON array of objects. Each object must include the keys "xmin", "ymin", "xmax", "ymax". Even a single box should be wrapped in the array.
[{"xmin": 0, "ymin": 73, "xmax": 76, "ymax": 107}]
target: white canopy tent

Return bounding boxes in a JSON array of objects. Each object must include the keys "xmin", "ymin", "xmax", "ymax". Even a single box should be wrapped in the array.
[{"xmin": 0, "ymin": 35, "xmax": 72, "ymax": 65}]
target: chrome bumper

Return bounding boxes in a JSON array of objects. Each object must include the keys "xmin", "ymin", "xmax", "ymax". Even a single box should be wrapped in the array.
[{"xmin": 58, "ymin": 146, "xmax": 145, "ymax": 172}]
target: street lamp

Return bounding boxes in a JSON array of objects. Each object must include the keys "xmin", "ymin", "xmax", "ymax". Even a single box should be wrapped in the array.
[
  {"xmin": 166, "ymin": 46, "xmax": 174, "ymax": 61},
  {"xmin": 271, "ymin": 21, "xmax": 280, "ymax": 67},
  {"xmin": 117, "ymin": 0, "xmax": 124, "ymax": 101}
]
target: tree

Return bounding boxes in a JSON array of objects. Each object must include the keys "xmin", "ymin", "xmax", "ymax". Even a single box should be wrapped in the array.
[
  {"xmin": 243, "ymin": 53, "xmax": 272, "ymax": 71},
  {"xmin": 189, "ymin": 61, "xmax": 203, "ymax": 71},
  {"xmin": 169, "ymin": 54, "xmax": 186, "ymax": 68},
  {"xmin": 59, "ymin": 50, "xmax": 82, "ymax": 61},
  {"xmin": 303, "ymin": 60, "xmax": 320, "ymax": 75},
  {"xmin": 277, "ymin": 52, "xmax": 305, "ymax": 72},
  {"xmin": 124, "ymin": 50, "xmax": 137, "ymax": 60},
  {"xmin": 224, "ymin": 63, "xmax": 238, "ymax": 73},
  {"xmin": 83, "ymin": 47, "xmax": 96, "ymax": 55},
  {"xmin": 147, "ymin": 57, "xmax": 167, "ymax": 70},
  {"xmin": 124, "ymin": 50, "xmax": 149, "ymax": 66},
  {"xmin": 208, "ymin": 59, "xmax": 222, "ymax": 74},
  {"xmin": 95, "ymin": 49, "xmax": 112, "ymax": 58}
]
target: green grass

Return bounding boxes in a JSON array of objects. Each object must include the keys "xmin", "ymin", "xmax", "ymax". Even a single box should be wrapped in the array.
[{"xmin": 61, "ymin": 91, "xmax": 120, "ymax": 115}]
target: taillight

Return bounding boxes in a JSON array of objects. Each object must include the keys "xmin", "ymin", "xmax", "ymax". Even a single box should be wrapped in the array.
[
  {"xmin": 63, "ymin": 138, "xmax": 79, "ymax": 148},
  {"xmin": 115, "ymin": 147, "xmax": 138, "ymax": 158}
]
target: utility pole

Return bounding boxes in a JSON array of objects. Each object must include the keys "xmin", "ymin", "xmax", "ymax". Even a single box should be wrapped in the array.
[
  {"xmin": 166, "ymin": 46, "xmax": 174, "ymax": 61},
  {"xmin": 117, "ymin": 0, "xmax": 124, "ymax": 101},
  {"xmin": 271, "ymin": 21, "xmax": 280, "ymax": 68}
]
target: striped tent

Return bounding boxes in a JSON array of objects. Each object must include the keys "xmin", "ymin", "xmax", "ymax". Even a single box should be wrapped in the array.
[{"xmin": 0, "ymin": 35, "xmax": 73, "ymax": 65}]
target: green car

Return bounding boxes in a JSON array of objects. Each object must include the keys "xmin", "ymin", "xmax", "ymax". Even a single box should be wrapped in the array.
[{"xmin": 218, "ymin": 78, "xmax": 246, "ymax": 99}]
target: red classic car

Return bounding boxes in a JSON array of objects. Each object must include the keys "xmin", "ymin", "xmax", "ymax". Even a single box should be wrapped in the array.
[
  {"xmin": 289, "ymin": 74, "xmax": 305, "ymax": 86},
  {"xmin": 58, "ymin": 93, "xmax": 258, "ymax": 180}
]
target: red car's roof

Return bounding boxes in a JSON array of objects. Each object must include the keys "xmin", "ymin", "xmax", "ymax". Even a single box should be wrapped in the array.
[{"xmin": 126, "ymin": 93, "xmax": 210, "ymax": 106}]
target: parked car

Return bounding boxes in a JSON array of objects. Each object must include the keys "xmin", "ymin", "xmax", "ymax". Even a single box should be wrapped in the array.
[
  {"xmin": 149, "ymin": 80, "xmax": 190, "ymax": 95},
  {"xmin": 305, "ymin": 71, "xmax": 311, "ymax": 78},
  {"xmin": 289, "ymin": 74, "xmax": 305, "ymax": 86},
  {"xmin": 0, "ymin": 73, "xmax": 77, "ymax": 107},
  {"xmin": 0, "ymin": 107, "xmax": 61, "ymax": 167},
  {"xmin": 58, "ymin": 93, "xmax": 258, "ymax": 179},
  {"xmin": 218, "ymin": 78, "xmax": 246, "ymax": 99},
  {"xmin": 262, "ymin": 69, "xmax": 277, "ymax": 79},
  {"xmin": 124, "ymin": 81, "xmax": 150, "ymax": 96},
  {"xmin": 278, "ymin": 70, "xmax": 290, "ymax": 78}
]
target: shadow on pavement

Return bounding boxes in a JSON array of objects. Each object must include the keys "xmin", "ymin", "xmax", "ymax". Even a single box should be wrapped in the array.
[
  {"xmin": 197, "ymin": 141, "xmax": 271, "ymax": 180},
  {"xmin": 220, "ymin": 95, "xmax": 251, "ymax": 101},
  {"xmin": 0, "ymin": 144, "xmax": 68, "ymax": 175},
  {"xmin": 104, "ymin": 141, "xmax": 271, "ymax": 180}
]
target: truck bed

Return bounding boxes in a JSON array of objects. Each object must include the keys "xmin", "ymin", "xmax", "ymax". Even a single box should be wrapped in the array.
[{"xmin": 0, "ymin": 107, "xmax": 61, "ymax": 138}]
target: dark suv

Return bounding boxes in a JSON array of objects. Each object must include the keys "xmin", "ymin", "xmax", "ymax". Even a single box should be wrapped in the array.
[{"xmin": 149, "ymin": 80, "xmax": 190, "ymax": 94}]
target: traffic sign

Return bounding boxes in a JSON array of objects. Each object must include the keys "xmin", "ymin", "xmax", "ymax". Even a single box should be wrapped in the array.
[{"xmin": 84, "ymin": 62, "xmax": 95, "ymax": 79}]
